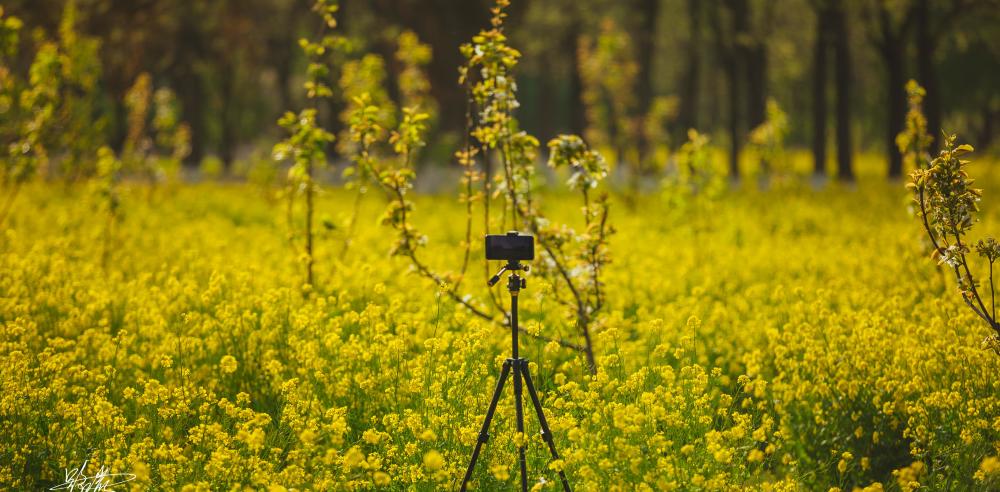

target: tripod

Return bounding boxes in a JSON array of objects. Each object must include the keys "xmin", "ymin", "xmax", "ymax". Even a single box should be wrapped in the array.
[{"xmin": 459, "ymin": 259, "xmax": 571, "ymax": 492}]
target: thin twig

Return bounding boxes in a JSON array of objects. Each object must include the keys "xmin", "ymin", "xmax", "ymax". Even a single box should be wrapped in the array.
[
  {"xmin": 592, "ymin": 201, "xmax": 610, "ymax": 313},
  {"xmin": 456, "ymin": 77, "xmax": 476, "ymax": 288},
  {"xmin": 951, "ymin": 228, "xmax": 992, "ymax": 324},
  {"xmin": 917, "ymin": 185, "xmax": 991, "ymax": 323},
  {"xmin": 340, "ymin": 186, "xmax": 364, "ymax": 259},
  {"xmin": 990, "ymin": 260, "xmax": 995, "ymax": 322}
]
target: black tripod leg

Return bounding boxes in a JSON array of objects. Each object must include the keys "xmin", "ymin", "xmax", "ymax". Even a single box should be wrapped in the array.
[
  {"xmin": 513, "ymin": 360, "xmax": 528, "ymax": 492},
  {"xmin": 522, "ymin": 368, "xmax": 572, "ymax": 492},
  {"xmin": 460, "ymin": 360, "xmax": 512, "ymax": 492}
]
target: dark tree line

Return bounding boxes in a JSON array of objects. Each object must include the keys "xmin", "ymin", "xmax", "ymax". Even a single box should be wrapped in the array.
[
  {"xmin": 515, "ymin": 0, "xmax": 997, "ymax": 182},
  {"xmin": 3, "ymin": 0, "xmax": 999, "ymax": 178}
]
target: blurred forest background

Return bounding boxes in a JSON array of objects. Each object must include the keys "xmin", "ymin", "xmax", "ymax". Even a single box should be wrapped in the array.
[{"xmin": 3, "ymin": 0, "xmax": 999, "ymax": 180}]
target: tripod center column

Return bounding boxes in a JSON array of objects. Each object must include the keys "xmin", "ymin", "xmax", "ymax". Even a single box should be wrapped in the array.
[{"xmin": 509, "ymin": 271, "xmax": 519, "ymax": 360}]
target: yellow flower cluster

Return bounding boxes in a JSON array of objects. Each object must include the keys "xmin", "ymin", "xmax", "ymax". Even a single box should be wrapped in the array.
[{"xmin": 2, "ymin": 161, "xmax": 999, "ymax": 489}]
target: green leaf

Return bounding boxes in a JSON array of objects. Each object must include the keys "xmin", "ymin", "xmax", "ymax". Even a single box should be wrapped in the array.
[{"xmin": 954, "ymin": 144, "xmax": 974, "ymax": 155}]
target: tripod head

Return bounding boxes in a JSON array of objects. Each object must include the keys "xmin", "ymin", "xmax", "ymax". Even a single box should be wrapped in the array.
[
  {"xmin": 484, "ymin": 233, "xmax": 535, "ymax": 359},
  {"xmin": 488, "ymin": 260, "xmax": 529, "ymax": 292}
]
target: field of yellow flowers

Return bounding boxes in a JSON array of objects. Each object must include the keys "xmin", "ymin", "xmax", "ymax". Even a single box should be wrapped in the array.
[{"xmin": 3, "ymin": 161, "xmax": 1000, "ymax": 490}]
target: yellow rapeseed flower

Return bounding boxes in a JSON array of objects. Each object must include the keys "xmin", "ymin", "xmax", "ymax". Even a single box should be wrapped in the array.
[
  {"xmin": 220, "ymin": 355, "xmax": 238, "ymax": 374},
  {"xmin": 977, "ymin": 456, "xmax": 1000, "ymax": 480},
  {"xmin": 423, "ymin": 450, "xmax": 444, "ymax": 471}
]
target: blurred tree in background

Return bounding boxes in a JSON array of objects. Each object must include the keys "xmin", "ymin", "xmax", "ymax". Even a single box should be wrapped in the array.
[{"xmin": 1, "ymin": 0, "xmax": 998, "ymax": 178}]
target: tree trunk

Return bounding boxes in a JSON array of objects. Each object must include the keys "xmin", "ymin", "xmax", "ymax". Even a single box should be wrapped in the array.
[
  {"xmin": 726, "ymin": 60, "xmax": 741, "ymax": 180},
  {"xmin": 273, "ymin": 2, "xmax": 300, "ymax": 116},
  {"xmin": 728, "ymin": 0, "xmax": 748, "ymax": 180},
  {"xmin": 174, "ymin": 8, "xmax": 205, "ymax": 167},
  {"xmin": 176, "ymin": 70, "xmax": 205, "ymax": 167},
  {"xmin": 885, "ymin": 43, "xmax": 905, "ymax": 179},
  {"xmin": 832, "ymin": 4, "xmax": 854, "ymax": 181},
  {"xmin": 738, "ymin": 0, "xmax": 765, "ymax": 136},
  {"xmin": 812, "ymin": 7, "xmax": 829, "ymax": 178},
  {"xmin": 746, "ymin": 45, "xmax": 767, "ymax": 132},
  {"xmin": 566, "ymin": 20, "xmax": 586, "ymax": 136},
  {"xmin": 678, "ymin": 0, "xmax": 702, "ymax": 135},
  {"xmin": 220, "ymin": 61, "xmax": 238, "ymax": 170},
  {"xmin": 875, "ymin": 5, "xmax": 910, "ymax": 179},
  {"xmin": 915, "ymin": 0, "xmax": 941, "ymax": 153},
  {"xmin": 636, "ymin": 0, "xmax": 659, "ymax": 112},
  {"xmin": 635, "ymin": 0, "xmax": 660, "ymax": 163}
]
